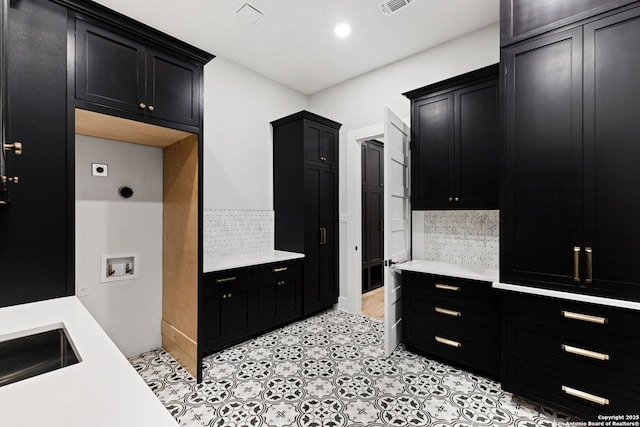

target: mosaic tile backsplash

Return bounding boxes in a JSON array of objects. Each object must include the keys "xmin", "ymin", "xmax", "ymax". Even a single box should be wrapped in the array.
[
  {"xmin": 419, "ymin": 210, "xmax": 499, "ymax": 269},
  {"xmin": 204, "ymin": 210, "xmax": 274, "ymax": 257}
]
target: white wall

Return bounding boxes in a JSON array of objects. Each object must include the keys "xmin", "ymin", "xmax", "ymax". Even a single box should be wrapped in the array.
[
  {"xmin": 308, "ymin": 24, "xmax": 500, "ymax": 312},
  {"xmin": 75, "ymin": 135, "xmax": 163, "ymax": 358},
  {"xmin": 203, "ymin": 57, "xmax": 308, "ymax": 210}
]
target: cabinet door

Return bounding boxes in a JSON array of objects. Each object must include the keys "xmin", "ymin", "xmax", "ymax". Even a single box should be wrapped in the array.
[
  {"xmin": 222, "ymin": 287, "xmax": 252, "ymax": 341},
  {"xmin": 319, "ymin": 167, "xmax": 338, "ymax": 305},
  {"xmin": 583, "ymin": 7, "xmax": 640, "ymax": 300},
  {"xmin": 277, "ymin": 276, "xmax": 302, "ymax": 322},
  {"xmin": 411, "ymin": 93, "xmax": 454, "ymax": 209},
  {"xmin": 1, "ymin": 0, "xmax": 69, "ymax": 307},
  {"xmin": 75, "ymin": 20, "xmax": 146, "ymax": 114},
  {"xmin": 257, "ymin": 279, "xmax": 279, "ymax": 328},
  {"xmin": 146, "ymin": 49, "xmax": 200, "ymax": 126},
  {"xmin": 304, "ymin": 122, "xmax": 338, "ymax": 166},
  {"xmin": 502, "ymin": 28, "xmax": 584, "ymax": 289},
  {"xmin": 303, "ymin": 164, "xmax": 338, "ymax": 314},
  {"xmin": 454, "ymin": 79, "xmax": 499, "ymax": 209},
  {"xmin": 304, "ymin": 165, "xmax": 322, "ymax": 314},
  {"xmin": 202, "ymin": 287, "xmax": 223, "ymax": 350}
]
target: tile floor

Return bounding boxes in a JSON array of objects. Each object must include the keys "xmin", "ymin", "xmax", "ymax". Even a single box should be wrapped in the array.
[{"xmin": 130, "ymin": 309, "xmax": 576, "ymax": 427}]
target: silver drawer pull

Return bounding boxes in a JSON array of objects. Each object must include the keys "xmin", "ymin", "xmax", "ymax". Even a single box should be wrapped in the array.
[
  {"xmin": 273, "ymin": 267, "xmax": 288, "ymax": 273},
  {"xmin": 561, "ymin": 344, "xmax": 610, "ymax": 361},
  {"xmin": 435, "ymin": 336, "xmax": 461, "ymax": 348},
  {"xmin": 435, "ymin": 283, "xmax": 460, "ymax": 292},
  {"xmin": 216, "ymin": 276, "xmax": 237, "ymax": 284},
  {"xmin": 561, "ymin": 385, "xmax": 609, "ymax": 406},
  {"xmin": 561, "ymin": 310, "xmax": 608, "ymax": 325},
  {"xmin": 435, "ymin": 307, "xmax": 462, "ymax": 317}
]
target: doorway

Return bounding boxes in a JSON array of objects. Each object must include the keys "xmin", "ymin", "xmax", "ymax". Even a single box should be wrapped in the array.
[{"xmin": 361, "ymin": 140, "xmax": 384, "ymax": 320}]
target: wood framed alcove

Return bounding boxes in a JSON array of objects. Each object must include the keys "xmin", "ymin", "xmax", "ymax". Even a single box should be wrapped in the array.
[{"xmin": 75, "ymin": 108, "xmax": 202, "ymax": 380}]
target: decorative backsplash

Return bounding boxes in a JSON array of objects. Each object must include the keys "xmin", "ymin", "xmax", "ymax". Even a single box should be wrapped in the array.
[
  {"xmin": 415, "ymin": 210, "xmax": 499, "ymax": 269},
  {"xmin": 204, "ymin": 210, "xmax": 274, "ymax": 257}
]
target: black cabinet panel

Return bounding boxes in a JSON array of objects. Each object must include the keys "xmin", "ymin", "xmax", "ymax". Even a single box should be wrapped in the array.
[
  {"xmin": 502, "ymin": 6, "xmax": 640, "ymax": 301},
  {"xmin": 76, "ymin": 20, "xmax": 145, "ymax": 113},
  {"xmin": 75, "ymin": 17, "xmax": 202, "ymax": 129},
  {"xmin": 500, "ymin": 0, "xmax": 638, "ymax": 46},
  {"xmin": 455, "ymin": 80, "xmax": 499, "ymax": 209},
  {"xmin": 203, "ymin": 260, "xmax": 303, "ymax": 354},
  {"xmin": 402, "ymin": 271, "xmax": 499, "ymax": 377},
  {"xmin": 502, "ymin": 28, "xmax": 583, "ymax": 289},
  {"xmin": 413, "ymin": 93, "xmax": 453, "ymax": 208},
  {"xmin": 501, "ymin": 292, "xmax": 640, "ymax": 418},
  {"xmin": 583, "ymin": 8, "xmax": 640, "ymax": 299},
  {"xmin": 272, "ymin": 111, "xmax": 341, "ymax": 316},
  {"xmin": 1, "ymin": 0, "xmax": 70, "ymax": 307},
  {"xmin": 146, "ymin": 49, "xmax": 199, "ymax": 126},
  {"xmin": 406, "ymin": 64, "xmax": 499, "ymax": 210}
]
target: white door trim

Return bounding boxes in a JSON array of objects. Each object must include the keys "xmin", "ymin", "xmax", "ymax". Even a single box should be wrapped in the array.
[{"xmin": 340, "ymin": 123, "xmax": 383, "ymax": 315}]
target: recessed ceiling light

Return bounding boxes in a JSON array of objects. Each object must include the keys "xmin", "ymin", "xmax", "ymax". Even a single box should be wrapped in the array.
[{"xmin": 334, "ymin": 23, "xmax": 351, "ymax": 38}]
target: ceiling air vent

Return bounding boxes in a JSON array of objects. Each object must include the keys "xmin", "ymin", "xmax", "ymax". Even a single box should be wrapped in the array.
[
  {"xmin": 379, "ymin": 0, "xmax": 415, "ymax": 17},
  {"xmin": 234, "ymin": 2, "xmax": 265, "ymax": 25}
]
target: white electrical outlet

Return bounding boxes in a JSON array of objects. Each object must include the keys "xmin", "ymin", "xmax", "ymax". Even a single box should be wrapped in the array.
[
  {"xmin": 77, "ymin": 283, "xmax": 89, "ymax": 297},
  {"xmin": 92, "ymin": 163, "xmax": 108, "ymax": 177}
]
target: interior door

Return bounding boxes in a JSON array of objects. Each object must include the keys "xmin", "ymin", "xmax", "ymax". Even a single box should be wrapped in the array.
[{"xmin": 383, "ymin": 108, "xmax": 411, "ymax": 356}]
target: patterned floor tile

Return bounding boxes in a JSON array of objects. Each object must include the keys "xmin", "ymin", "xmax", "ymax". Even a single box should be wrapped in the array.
[{"xmin": 130, "ymin": 308, "xmax": 578, "ymax": 427}]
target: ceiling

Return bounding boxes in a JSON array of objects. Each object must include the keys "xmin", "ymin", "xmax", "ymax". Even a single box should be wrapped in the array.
[{"xmin": 91, "ymin": 0, "xmax": 499, "ymax": 95}]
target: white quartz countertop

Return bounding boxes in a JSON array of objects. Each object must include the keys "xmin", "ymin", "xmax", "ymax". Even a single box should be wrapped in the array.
[
  {"xmin": 204, "ymin": 250, "xmax": 305, "ymax": 273},
  {"xmin": 0, "ymin": 297, "xmax": 177, "ymax": 427},
  {"xmin": 394, "ymin": 260, "xmax": 499, "ymax": 283},
  {"xmin": 493, "ymin": 282, "xmax": 640, "ymax": 311}
]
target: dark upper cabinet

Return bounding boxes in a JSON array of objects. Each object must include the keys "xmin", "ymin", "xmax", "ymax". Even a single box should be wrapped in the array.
[
  {"xmin": 502, "ymin": 5, "xmax": 640, "ymax": 302},
  {"xmin": 0, "ymin": 0, "xmax": 71, "ymax": 307},
  {"xmin": 500, "ymin": 0, "xmax": 638, "ymax": 46},
  {"xmin": 583, "ymin": 7, "xmax": 640, "ymax": 298},
  {"xmin": 304, "ymin": 121, "xmax": 338, "ymax": 167},
  {"xmin": 405, "ymin": 64, "xmax": 499, "ymax": 210},
  {"xmin": 272, "ymin": 111, "xmax": 341, "ymax": 316},
  {"xmin": 502, "ymin": 27, "xmax": 583, "ymax": 291},
  {"xmin": 75, "ymin": 18, "xmax": 201, "ymax": 128}
]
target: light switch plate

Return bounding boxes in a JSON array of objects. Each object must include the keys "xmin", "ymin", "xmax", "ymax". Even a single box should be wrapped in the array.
[{"xmin": 92, "ymin": 163, "xmax": 108, "ymax": 177}]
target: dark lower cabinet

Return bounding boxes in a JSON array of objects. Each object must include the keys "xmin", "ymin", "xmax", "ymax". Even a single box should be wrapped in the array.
[
  {"xmin": 0, "ymin": 0, "xmax": 71, "ymax": 307},
  {"xmin": 202, "ymin": 260, "xmax": 303, "ymax": 354},
  {"xmin": 256, "ymin": 262, "xmax": 303, "ymax": 331},
  {"xmin": 501, "ymin": 292, "xmax": 640, "ymax": 418},
  {"xmin": 402, "ymin": 271, "xmax": 499, "ymax": 378}
]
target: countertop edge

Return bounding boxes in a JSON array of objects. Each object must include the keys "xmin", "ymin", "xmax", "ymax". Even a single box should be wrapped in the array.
[
  {"xmin": 395, "ymin": 260, "xmax": 499, "ymax": 283},
  {"xmin": 492, "ymin": 282, "xmax": 640, "ymax": 311},
  {"xmin": 204, "ymin": 250, "xmax": 305, "ymax": 273}
]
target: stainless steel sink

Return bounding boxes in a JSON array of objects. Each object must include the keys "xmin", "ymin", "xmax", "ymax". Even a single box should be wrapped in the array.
[{"xmin": 0, "ymin": 328, "xmax": 80, "ymax": 387}]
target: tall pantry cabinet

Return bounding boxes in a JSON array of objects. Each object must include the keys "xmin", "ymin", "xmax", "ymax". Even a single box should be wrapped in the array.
[
  {"xmin": 499, "ymin": 0, "xmax": 640, "ymax": 417},
  {"xmin": 272, "ymin": 111, "xmax": 341, "ymax": 316}
]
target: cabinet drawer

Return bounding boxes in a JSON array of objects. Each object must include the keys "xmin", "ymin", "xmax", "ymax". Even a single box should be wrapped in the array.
[
  {"xmin": 504, "ymin": 293, "xmax": 640, "ymax": 342},
  {"xmin": 403, "ymin": 293, "xmax": 498, "ymax": 337},
  {"xmin": 505, "ymin": 355, "xmax": 640, "ymax": 417},
  {"xmin": 404, "ymin": 272, "xmax": 497, "ymax": 312},
  {"xmin": 506, "ymin": 321, "xmax": 640, "ymax": 383},
  {"xmin": 255, "ymin": 260, "xmax": 302, "ymax": 280},
  {"xmin": 204, "ymin": 268, "xmax": 252, "ymax": 288},
  {"xmin": 404, "ymin": 318, "xmax": 499, "ymax": 376}
]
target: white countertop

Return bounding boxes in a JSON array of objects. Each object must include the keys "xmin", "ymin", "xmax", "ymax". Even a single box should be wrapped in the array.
[
  {"xmin": 394, "ymin": 260, "xmax": 499, "ymax": 283},
  {"xmin": 0, "ymin": 297, "xmax": 177, "ymax": 427},
  {"xmin": 204, "ymin": 250, "xmax": 305, "ymax": 272},
  {"xmin": 493, "ymin": 282, "xmax": 640, "ymax": 311}
]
